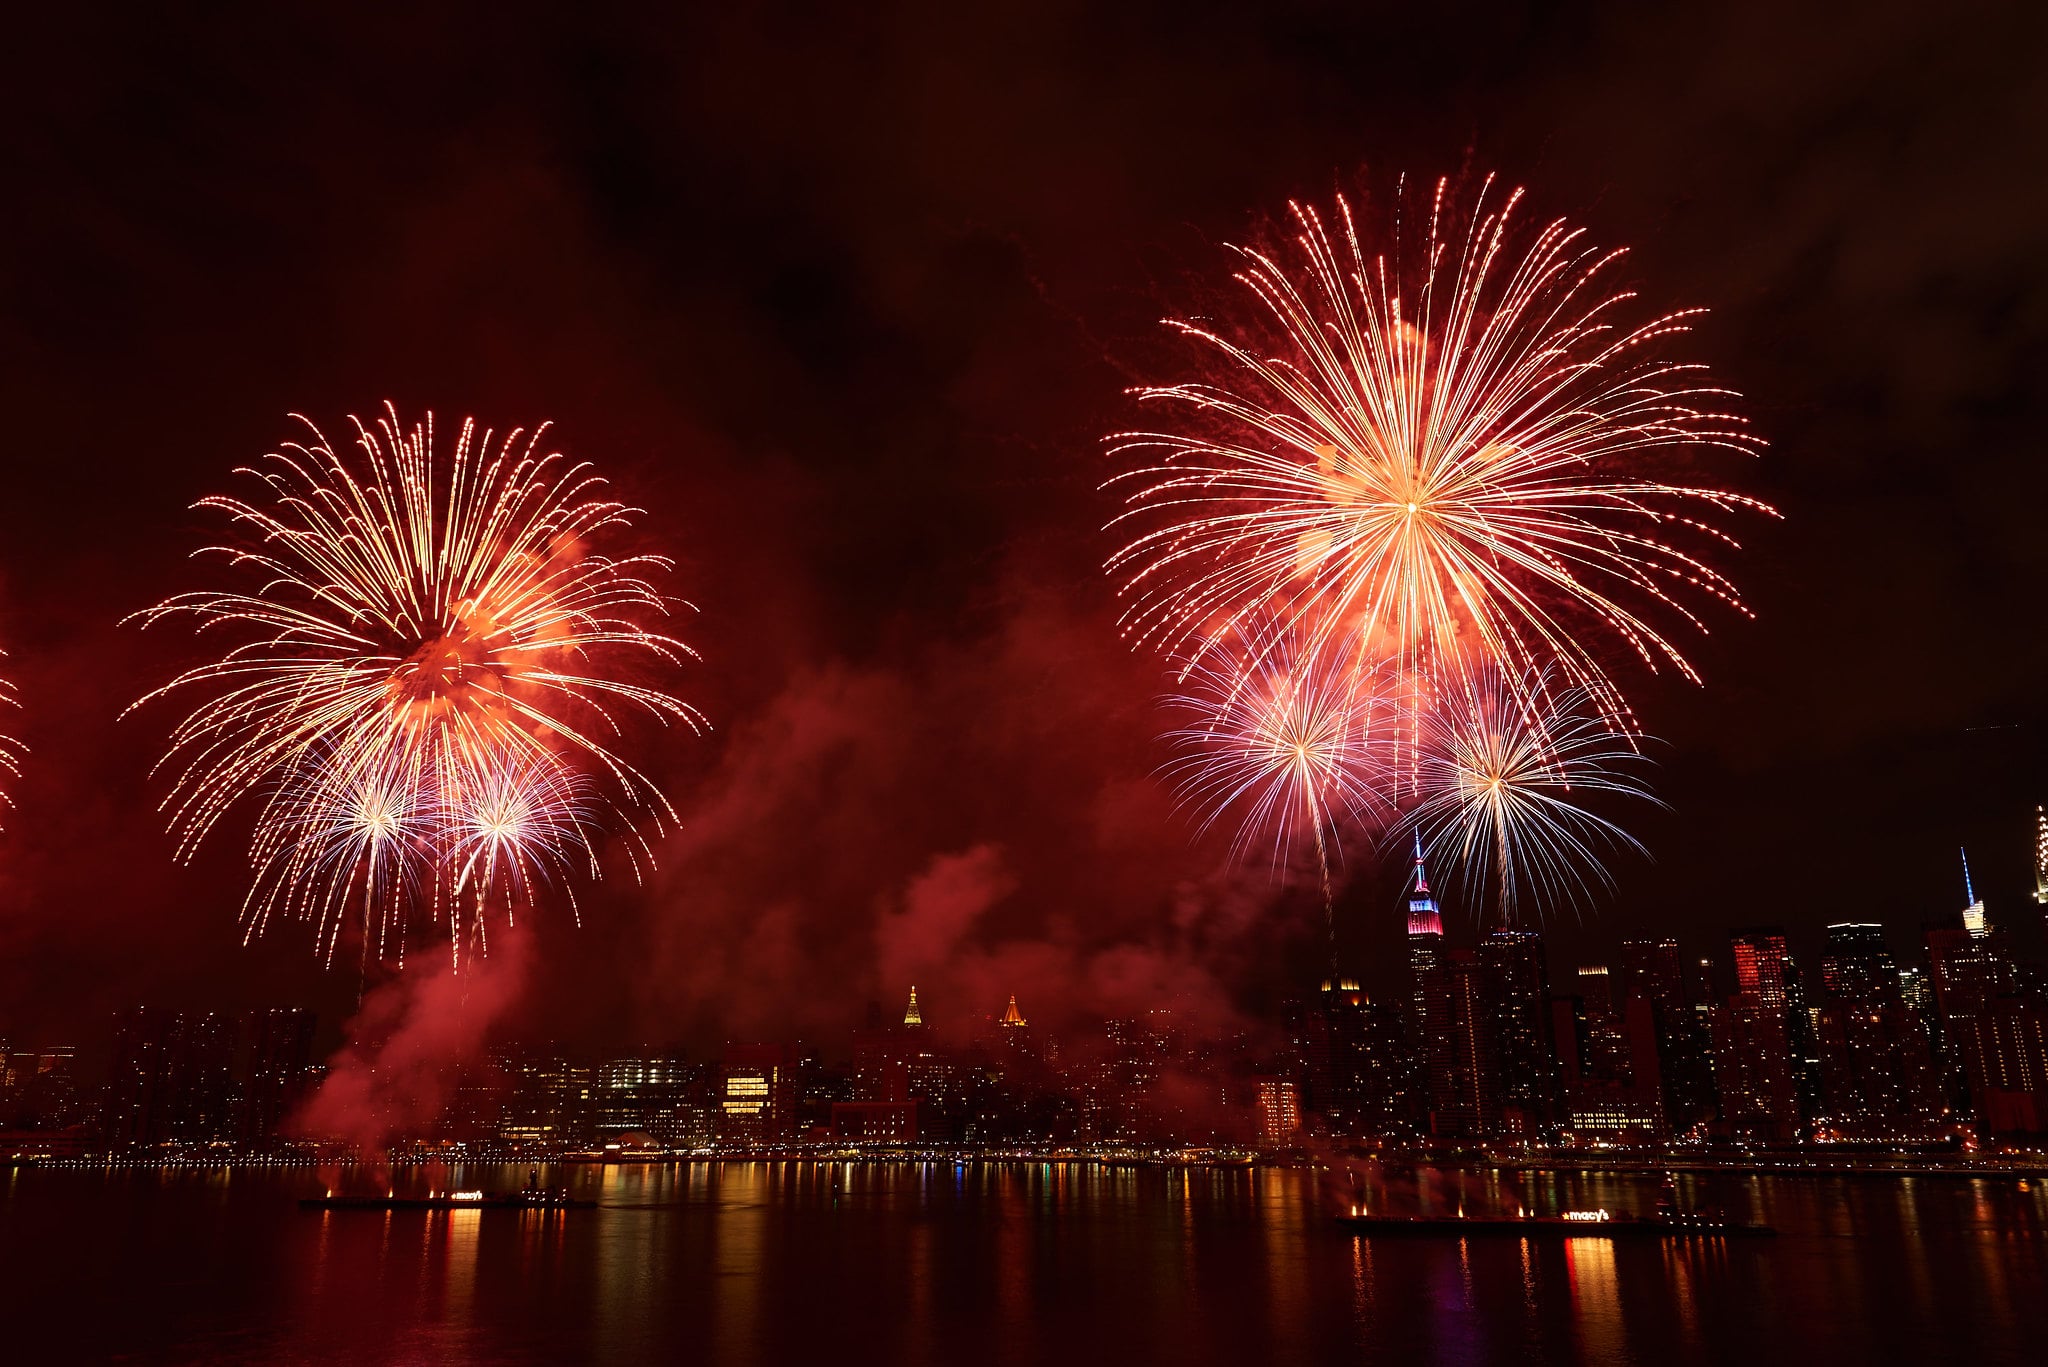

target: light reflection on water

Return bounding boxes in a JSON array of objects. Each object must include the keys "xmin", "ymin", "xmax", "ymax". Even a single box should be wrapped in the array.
[{"xmin": 1, "ymin": 1161, "xmax": 2043, "ymax": 1366}]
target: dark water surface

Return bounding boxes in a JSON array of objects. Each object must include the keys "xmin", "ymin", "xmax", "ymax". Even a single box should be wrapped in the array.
[{"xmin": 3, "ymin": 1161, "xmax": 2044, "ymax": 1365}]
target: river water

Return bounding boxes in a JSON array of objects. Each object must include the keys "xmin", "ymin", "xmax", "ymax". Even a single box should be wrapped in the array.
[{"xmin": 2, "ymin": 1161, "xmax": 2043, "ymax": 1365}]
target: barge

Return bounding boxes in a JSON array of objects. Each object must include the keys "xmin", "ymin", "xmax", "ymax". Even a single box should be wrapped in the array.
[{"xmin": 1335, "ymin": 1209, "xmax": 1774, "ymax": 1238}]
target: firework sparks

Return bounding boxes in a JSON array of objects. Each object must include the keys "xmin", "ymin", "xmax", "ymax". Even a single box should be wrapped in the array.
[
  {"xmin": 0, "ymin": 655, "xmax": 21, "ymax": 829},
  {"xmin": 130, "ymin": 404, "xmax": 703, "ymax": 964},
  {"xmin": 1164, "ymin": 614, "xmax": 1397, "ymax": 960},
  {"xmin": 1397, "ymin": 667, "xmax": 1660, "ymax": 925},
  {"xmin": 1107, "ymin": 175, "xmax": 1773, "ymax": 729}
]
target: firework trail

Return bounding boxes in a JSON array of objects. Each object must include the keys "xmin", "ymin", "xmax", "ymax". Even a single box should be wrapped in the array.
[
  {"xmin": 130, "ymin": 405, "xmax": 702, "ymax": 965},
  {"xmin": 0, "ymin": 656, "xmax": 20, "ymax": 829},
  {"xmin": 1397, "ymin": 667, "xmax": 1660, "ymax": 925},
  {"xmin": 1107, "ymin": 175, "xmax": 1773, "ymax": 730}
]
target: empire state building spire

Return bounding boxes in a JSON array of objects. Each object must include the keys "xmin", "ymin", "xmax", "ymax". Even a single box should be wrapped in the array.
[
  {"xmin": 903, "ymin": 986, "xmax": 923, "ymax": 1027},
  {"xmin": 1407, "ymin": 832, "xmax": 1443, "ymax": 937}
]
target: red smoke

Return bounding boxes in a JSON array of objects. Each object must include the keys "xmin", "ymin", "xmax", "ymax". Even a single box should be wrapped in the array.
[
  {"xmin": 621, "ymin": 570, "xmax": 1321, "ymax": 1048},
  {"xmin": 293, "ymin": 926, "xmax": 534, "ymax": 1153}
]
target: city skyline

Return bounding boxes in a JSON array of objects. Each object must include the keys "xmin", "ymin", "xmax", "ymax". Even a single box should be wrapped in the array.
[{"xmin": 11, "ymin": 826, "xmax": 2045, "ymax": 1161}]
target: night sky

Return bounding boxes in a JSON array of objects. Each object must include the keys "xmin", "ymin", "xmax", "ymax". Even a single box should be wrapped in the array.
[{"xmin": 2, "ymin": 2, "xmax": 2044, "ymax": 1057}]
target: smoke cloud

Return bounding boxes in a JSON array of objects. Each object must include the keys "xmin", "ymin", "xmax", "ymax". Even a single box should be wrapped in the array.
[{"xmin": 293, "ymin": 927, "xmax": 534, "ymax": 1152}]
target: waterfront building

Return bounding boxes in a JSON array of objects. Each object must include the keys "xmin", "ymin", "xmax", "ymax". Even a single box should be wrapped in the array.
[
  {"xmin": 239, "ymin": 1008, "xmax": 314, "ymax": 1144},
  {"xmin": 103, "ymin": 1007, "xmax": 241, "ymax": 1148},
  {"xmin": 0, "ymin": 1045, "xmax": 80, "ymax": 1130},
  {"xmin": 593, "ymin": 1056, "xmax": 707, "ymax": 1145},
  {"xmin": 494, "ymin": 1048, "xmax": 594, "ymax": 1148},
  {"xmin": 1254, "ymin": 1077, "xmax": 1301, "ymax": 1146},
  {"xmin": 719, "ymin": 1043, "xmax": 795, "ymax": 1145}
]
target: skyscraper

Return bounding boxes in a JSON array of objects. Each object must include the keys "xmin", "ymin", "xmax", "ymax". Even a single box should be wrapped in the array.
[
  {"xmin": 1406, "ymin": 834, "xmax": 1444, "ymax": 1019},
  {"xmin": 1620, "ymin": 938, "xmax": 1717, "ymax": 1135},
  {"xmin": 1422, "ymin": 951, "xmax": 1500, "ymax": 1138},
  {"xmin": 1712, "ymin": 930, "xmax": 1803, "ymax": 1142},
  {"xmin": 1961, "ymin": 848, "xmax": 1987, "ymax": 939},
  {"xmin": 240, "ymin": 1008, "xmax": 315, "ymax": 1144},
  {"xmin": 1478, "ymin": 929, "xmax": 1555, "ymax": 1134},
  {"xmin": 102, "ymin": 1008, "xmax": 241, "ymax": 1148},
  {"xmin": 1811, "ymin": 923, "xmax": 1941, "ymax": 1137},
  {"xmin": 1403, "ymin": 839, "xmax": 1498, "ymax": 1138}
]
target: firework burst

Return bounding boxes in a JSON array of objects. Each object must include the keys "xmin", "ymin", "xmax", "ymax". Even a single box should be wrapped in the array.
[
  {"xmin": 1164, "ymin": 614, "xmax": 1399, "ymax": 962},
  {"xmin": 1107, "ymin": 175, "xmax": 1773, "ymax": 729},
  {"xmin": 1397, "ymin": 667, "xmax": 1660, "ymax": 925},
  {"xmin": 130, "ymin": 404, "xmax": 703, "ymax": 964}
]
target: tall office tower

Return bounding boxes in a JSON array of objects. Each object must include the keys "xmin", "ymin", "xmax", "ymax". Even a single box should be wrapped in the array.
[
  {"xmin": 1405, "ymin": 838, "xmax": 1449, "ymax": 1128},
  {"xmin": 104, "ymin": 1008, "xmax": 181, "ymax": 1146},
  {"xmin": 1419, "ymin": 949, "xmax": 1501, "ymax": 1138},
  {"xmin": 718, "ymin": 1043, "xmax": 794, "ymax": 1146},
  {"xmin": 240, "ymin": 1008, "xmax": 315, "ymax": 1143},
  {"xmin": 1925, "ymin": 924, "xmax": 2014, "ymax": 1021},
  {"xmin": 1711, "ymin": 928, "xmax": 1804, "ymax": 1141},
  {"xmin": 490, "ymin": 1046, "xmax": 593, "ymax": 1148},
  {"xmin": 1619, "ymin": 938, "xmax": 1687, "ymax": 1014},
  {"xmin": 1314, "ymin": 981, "xmax": 1413, "ymax": 1137},
  {"xmin": 1812, "ymin": 923, "xmax": 1940, "ymax": 1136},
  {"xmin": 1960, "ymin": 848, "xmax": 1987, "ymax": 938},
  {"xmin": 593, "ymin": 1057, "xmax": 705, "ymax": 1144},
  {"xmin": 2035, "ymin": 806, "xmax": 2048, "ymax": 906},
  {"xmin": 1782, "ymin": 958, "xmax": 1826, "ymax": 1122},
  {"xmin": 1813, "ymin": 999, "xmax": 1943, "ymax": 1139},
  {"xmin": 1821, "ymin": 924, "xmax": 1898, "ymax": 1007},
  {"xmin": 1479, "ymin": 929, "xmax": 1556, "ymax": 1133},
  {"xmin": 1946, "ymin": 1001, "xmax": 2048, "ymax": 1137},
  {"xmin": 1575, "ymin": 966, "xmax": 1628, "ymax": 1078},
  {"xmin": 1406, "ymin": 835, "xmax": 1445, "ymax": 1016},
  {"xmin": 1552, "ymin": 966, "xmax": 1664, "ymax": 1141},
  {"xmin": 1709, "ymin": 994, "xmax": 1802, "ymax": 1142},
  {"xmin": 1730, "ymin": 928, "xmax": 1791, "ymax": 1010},
  {"xmin": 1898, "ymin": 966, "xmax": 1935, "ymax": 1015},
  {"xmin": 1621, "ymin": 938, "xmax": 1717, "ymax": 1135},
  {"xmin": 1253, "ymin": 1077, "xmax": 1302, "ymax": 1146},
  {"xmin": 0, "ymin": 1046, "xmax": 79, "ymax": 1130},
  {"xmin": 173, "ymin": 1013, "xmax": 238, "ymax": 1144}
]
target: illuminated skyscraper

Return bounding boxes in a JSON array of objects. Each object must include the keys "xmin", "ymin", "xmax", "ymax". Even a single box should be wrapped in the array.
[
  {"xmin": 1712, "ymin": 929, "xmax": 1803, "ymax": 1141},
  {"xmin": 903, "ymin": 986, "xmax": 924, "ymax": 1027},
  {"xmin": 1961, "ymin": 848, "xmax": 1987, "ymax": 939},
  {"xmin": 2035, "ymin": 806, "xmax": 2048, "ymax": 906},
  {"xmin": 1254, "ymin": 1077, "xmax": 1302, "ymax": 1146},
  {"xmin": 1406, "ymin": 834, "xmax": 1444, "ymax": 1025},
  {"xmin": 1730, "ymin": 929, "xmax": 1790, "ymax": 1011}
]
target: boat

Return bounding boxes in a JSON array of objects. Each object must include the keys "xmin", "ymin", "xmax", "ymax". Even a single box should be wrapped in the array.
[
  {"xmin": 1334, "ymin": 1209, "xmax": 1773, "ymax": 1238},
  {"xmin": 302, "ymin": 1172, "xmax": 594, "ymax": 1212},
  {"xmin": 301, "ymin": 1188, "xmax": 595, "ymax": 1211}
]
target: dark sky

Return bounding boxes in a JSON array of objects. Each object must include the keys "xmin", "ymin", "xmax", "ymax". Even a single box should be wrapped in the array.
[{"xmin": 2, "ymin": 1, "xmax": 2045, "ymax": 1056}]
